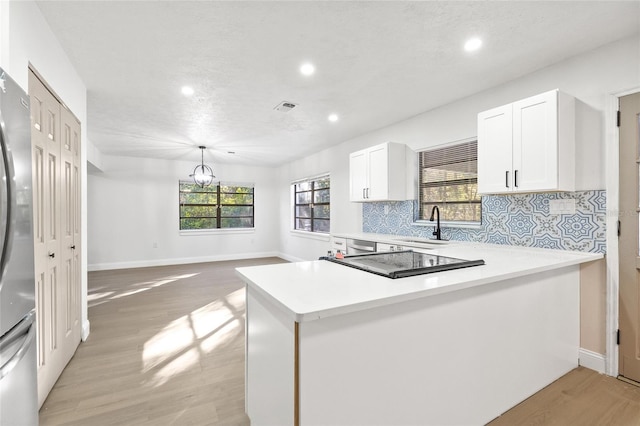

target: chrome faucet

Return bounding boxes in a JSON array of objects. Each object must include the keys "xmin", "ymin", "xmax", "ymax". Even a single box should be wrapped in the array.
[{"xmin": 429, "ymin": 206, "xmax": 442, "ymax": 240}]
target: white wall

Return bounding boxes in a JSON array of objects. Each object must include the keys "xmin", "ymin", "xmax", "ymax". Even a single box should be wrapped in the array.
[
  {"xmin": 88, "ymin": 155, "xmax": 280, "ymax": 270},
  {"xmin": 277, "ymin": 35, "xmax": 640, "ymax": 261},
  {"xmin": 0, "ymin": 2, "xmax": 9, "ymax": 67},
  {"xmin": 2, "ymin": 1, "xmax": 90, "ymax": 338}
]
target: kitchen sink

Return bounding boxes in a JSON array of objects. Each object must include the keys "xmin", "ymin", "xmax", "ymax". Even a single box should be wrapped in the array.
[{"xmin": 325, "ymin": 251, "xmax": 483, "ymax": 278}]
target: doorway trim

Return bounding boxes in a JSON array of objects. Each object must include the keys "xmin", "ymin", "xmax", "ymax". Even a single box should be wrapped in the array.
[{"xmin": 605, "ymin": 85, "xmax": 640, "ymax": 377}]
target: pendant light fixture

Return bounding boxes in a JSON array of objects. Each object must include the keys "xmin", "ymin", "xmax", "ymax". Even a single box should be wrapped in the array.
[{"xmin": 190, "ymin": 145, "xmax": 215, "ymax": 188}]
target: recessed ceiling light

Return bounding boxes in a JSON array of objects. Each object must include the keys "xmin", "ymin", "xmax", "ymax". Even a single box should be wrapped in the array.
[
  {"xmin": 464, "ymin": 37, "xmax": 482, "ymax": 52},
  {"xmin": 181, "ymin": 86, "xmax": 195, "ymax": 96},
  {"xmin": 328, "ymin": 114, "xmax": 339, "ymax": 122},
  {"xmin": 300, "ymin": 63, "xmax": 315, "ymax": 76}
]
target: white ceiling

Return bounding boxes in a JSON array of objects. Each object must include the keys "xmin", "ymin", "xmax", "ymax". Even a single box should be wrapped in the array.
[{"xmin": 36, "ymin": 1, "xmax": 639, "ymax": 167}]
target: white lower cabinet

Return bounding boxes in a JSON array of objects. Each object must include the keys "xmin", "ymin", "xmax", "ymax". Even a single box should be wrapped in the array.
[
  {"xmin": 478, "ymin": 89, "xmax": 575, "ymax": 194},
  {"xmin": 330, "ymin": 236, "xmax": 347, "ymax": 255},
  {"xmin": 376, "ymin": 243, "xmax": 404, "ymax": 252}
]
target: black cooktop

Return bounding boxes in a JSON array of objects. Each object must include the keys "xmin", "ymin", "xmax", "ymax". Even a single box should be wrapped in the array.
[{"xmin": 324, "ymin": 250, "xmax": 485, "ymax": 279}]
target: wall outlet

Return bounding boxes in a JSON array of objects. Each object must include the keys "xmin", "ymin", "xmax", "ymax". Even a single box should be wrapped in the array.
[{"xmin": 549, "ymin": 199, "xmax": 576, "ymax": 215}]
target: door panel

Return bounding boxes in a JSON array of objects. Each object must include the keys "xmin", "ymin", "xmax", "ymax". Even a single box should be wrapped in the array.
[
  {"xmin": 349, "ymin": 151, "xmax": 367, "ymax": 201},
  {"xmin": 32, "ymin": 141, "xmax": 45, "ymax": 369},
  {"xmin": 60, "ymin": 106, "xmax": 80, "ymax": 348},
  {"xmin": 477, "ymin": 104, "xmax": 513, "ymax": 193},
  {"xmin": 619, "ymin": 91, "xmax": 640, "ymax": 383},
  {"xmin": 367, "ymin": 145, "xmax": 388, "ymax": 200},
  {"xmin": 514, "ymin": 91, "xmax": 557, "ymax": 191}
]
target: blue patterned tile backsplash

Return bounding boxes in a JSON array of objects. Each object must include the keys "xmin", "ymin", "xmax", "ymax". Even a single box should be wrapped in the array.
[{"xmin": 362, "ymin": 191, "xmax": 606, "ymax": 253}]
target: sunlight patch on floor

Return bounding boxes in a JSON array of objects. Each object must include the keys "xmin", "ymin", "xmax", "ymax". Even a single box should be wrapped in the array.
[
  {"xmin": 110, "ymin": 287, "xmax": 151, "ymax": 299},
  {"xmin": 141, "ymin": 289, "xmax": 244, "ymax": 387},
  {"xmin": 143, "ymin": 316, "xmax": 196, "ymax": 373},
  {"xmin": 132, "ymin": 273, "xmax": 200, "ymax": 288},
  {"xmin": 201, "ymin": 320, "xmax": 239, "ymax": 353},
  {"xmin": 190, "ymin": 289, "xmax": 244, "ymax": 339},
  {"xmin": 147, "ymin": 347, "xmax": 200, "ymax": 388},
  {"xmin": 87, "ymin": 291, "xmax": 114, "ymax": 302},
  {"xmin": 88, "ymin": 273, "xmax": 202, "ymax": 307}
]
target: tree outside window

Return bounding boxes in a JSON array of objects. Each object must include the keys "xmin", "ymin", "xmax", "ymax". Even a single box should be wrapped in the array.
[
  {"xmin": 293, "ymin": 176, "xmax": 330, "ymax": 233},
  {"xmin": 179, "ymin": 181, "xmax": 254, "ymax": 230},
  {"xmin": 419, "ymin": 141, "xmax": 481, "ymax": 223}
]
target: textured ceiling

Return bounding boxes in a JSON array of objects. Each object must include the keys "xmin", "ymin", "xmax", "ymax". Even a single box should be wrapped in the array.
[{"xmin": 36, "ymin": 1, "xmax": 639, "ymax": 167}]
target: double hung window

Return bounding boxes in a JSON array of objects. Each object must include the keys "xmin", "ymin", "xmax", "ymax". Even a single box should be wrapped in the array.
[{"xmin": 293, "ymin": 175, "xmax": 330, "ymax": 233}]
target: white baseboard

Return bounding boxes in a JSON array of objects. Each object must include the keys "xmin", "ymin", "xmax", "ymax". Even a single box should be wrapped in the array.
[
  {"xmin": 579, "ymin": 348, "xmax": 606, "ymax": 374},
  {"xmin": 88, "ymin": 251, "xmax": 284, "ymax": 272},
  {"xmin": 277, "ymin": 252, "xmax": 306, "ymax": 263}
]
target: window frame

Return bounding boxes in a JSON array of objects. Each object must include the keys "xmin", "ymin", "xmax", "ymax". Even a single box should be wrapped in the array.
[
  {"xmin": 416, "ymin": 138, "xmax": 482, "ymax": 227},
  {"xmin": 179, "ymin": 181, "xmax": 255, "ymax": 231},
  {"xmin": 292, "ymin": 174, "xmax": 330, "ymax": 234}
]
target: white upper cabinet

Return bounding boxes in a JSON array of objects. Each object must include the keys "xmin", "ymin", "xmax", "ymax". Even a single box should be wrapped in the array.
[
  {"xmin": 477, "ymin": 104, "xmax": 513, "ymax": 194},
  {"xmin": 349, "ymin": 142, "xmax": 408, "ymax": 202},
  {"xmin": 478, "ymin": 89, "xmax": 575, "ymax": 194}
]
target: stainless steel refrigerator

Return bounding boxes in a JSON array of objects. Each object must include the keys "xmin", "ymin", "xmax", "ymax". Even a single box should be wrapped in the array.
[{"xmin": 0, "ymin": 67, "xmax": 38, "ymax": 425}]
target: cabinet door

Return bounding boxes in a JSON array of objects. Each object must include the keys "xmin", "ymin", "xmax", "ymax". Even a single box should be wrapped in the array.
[
  {"xmin": 477, "ymin": 104, "xmax": 513, "ymax": 194},
  {"xmin": 513, "ymin": 91, "xmax": 558, "ymax": 191},
  {"xmin": 367, "ymin": 144, "xmax": 389, "ymax": 200},
  {"xmin": 330, "ymin": 237, "xmax": 347, "ymax": 254},
  {"xmin": 349, "ymin": 150, "xmax": 368, "ymax": 201}
]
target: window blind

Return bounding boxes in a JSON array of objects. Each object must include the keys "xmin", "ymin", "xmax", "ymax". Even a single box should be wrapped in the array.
[{"xmin": 418, "ymin": 140, "xmax": 481, "ymax": 223}]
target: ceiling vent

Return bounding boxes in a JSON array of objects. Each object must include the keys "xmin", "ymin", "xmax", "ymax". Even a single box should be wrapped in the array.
[{"xmin": 274, "ymin": 101, "xmax": 298, "ymax": 112}]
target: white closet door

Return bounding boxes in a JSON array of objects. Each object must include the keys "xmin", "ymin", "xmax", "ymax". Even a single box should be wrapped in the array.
[{"xmin": 29, "ymin": 70, "xmax": 81, "ymax": 407}]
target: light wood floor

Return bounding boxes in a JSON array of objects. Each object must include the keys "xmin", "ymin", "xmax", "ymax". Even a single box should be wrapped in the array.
[
  {"xmin": 39, "ymin": 258, "xmax": 287, "ymax": 426},
  {"xmin": 488, "ymin": 366, "xmax": 640, "ymax": 425},
  {"xmin": 39, "ymin": 259, "xmax": 640, "ymax": 425}
]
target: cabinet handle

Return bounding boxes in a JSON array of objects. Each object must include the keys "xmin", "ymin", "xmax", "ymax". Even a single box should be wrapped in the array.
[
  {"xmin": 70, "ymin": 245, "xmax": 76, "ymax": 250},
  {"xmin": 505, "ymin": 171, "xmax": 509, "ymax": 188},
  {"xmin": 514, "ymin": 170, "xmax": 518, "ymax": 188},
  {"xmin": 362, "ymin": 188, "xmax": 366, "ymax": 199},
  {"xmin": 366, "ymin": 188, "xmax": 370, "ymax": 199},
  {"xmin": 48, "ymin": 252, "xmax": 55, "ymax": 259}
]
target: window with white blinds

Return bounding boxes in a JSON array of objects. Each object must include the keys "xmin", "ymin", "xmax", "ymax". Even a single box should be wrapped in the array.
[{"xmin": 418, "ymin": 140, "xmax": 481, "ymax": 223}]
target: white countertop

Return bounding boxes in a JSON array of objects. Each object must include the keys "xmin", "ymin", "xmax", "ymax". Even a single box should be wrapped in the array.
[{"xmin": 236, "ymin": 242, "xmax": 602, "ymax": 322}]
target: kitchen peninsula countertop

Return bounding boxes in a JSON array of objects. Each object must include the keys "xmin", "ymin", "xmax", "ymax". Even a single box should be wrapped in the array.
[{"xmin": 236, "ymin": 242, "xmax": 602, "ymax": 322}]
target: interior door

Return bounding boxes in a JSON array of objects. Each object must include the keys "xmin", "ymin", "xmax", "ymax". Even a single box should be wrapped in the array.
[
  {"xmin": 60, "ymin": 107, "xmax": 81, "ymax": 360},
  {"xmin": 29, "ymin": 70, "xmax": 81, "ymax": 406},
  {"xmin": 619, "ymin": 91, "xmax": 640, "ymax": 383},
  {"xmin": 71, "ymin": 108, "xmax": 81, "ymax": 346}
]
